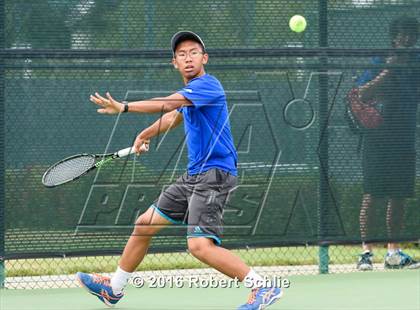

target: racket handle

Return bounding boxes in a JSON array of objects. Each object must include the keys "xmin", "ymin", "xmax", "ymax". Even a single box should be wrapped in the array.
[{"xmin": 117, "ymin": 144, "xmax": 149, "ymax": 158}]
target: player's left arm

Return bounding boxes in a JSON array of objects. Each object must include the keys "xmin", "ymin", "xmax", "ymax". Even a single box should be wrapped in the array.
[
  {"xmin": 359, "ymin": 54, "xmax": 416, "ymax": 102},
  {"xmin": 358, "ymin": 69, "xmax": 390, "ymax": 102},
  {"xmin": 132, "ymin": 109, "xmax": 183, "ymax": 154},
  {"xmin": 90, "ymin": 92, "xmax": 192, "ymax": 114}
]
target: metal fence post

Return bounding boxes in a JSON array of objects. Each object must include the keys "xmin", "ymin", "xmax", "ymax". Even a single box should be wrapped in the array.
[
  {"xmin": 318, "ymin": 0, "xmax": 329, "ymax": 274},
  {"xmin": 0, "ymin": 0, "xmax": 5, "ymax": 288}
]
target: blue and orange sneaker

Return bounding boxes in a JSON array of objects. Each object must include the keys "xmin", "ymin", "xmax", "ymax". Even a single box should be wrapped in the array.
[
  {"xmin": 237, "ymin": 287, "xmax": 282, "ymax": 310},
  {"xmin": 76, "ymin": 272, "xmax": 123, "ymax": 307}
]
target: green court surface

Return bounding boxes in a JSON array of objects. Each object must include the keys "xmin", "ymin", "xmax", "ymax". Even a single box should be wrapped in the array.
[{"xmin": 1, "ymin": 270, "xmax": 419, "ymax": 310}]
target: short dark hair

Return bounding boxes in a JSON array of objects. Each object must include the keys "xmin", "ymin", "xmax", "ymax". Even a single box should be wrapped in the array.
[{"xmin": 389, "ymin": 15, "xmax": 419, "ymax": 40}]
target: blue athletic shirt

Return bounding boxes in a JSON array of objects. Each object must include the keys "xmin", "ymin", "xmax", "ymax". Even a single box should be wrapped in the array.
[{"xmin": 177, "ymin": 74, "xmax": 238, "ymax": 176}]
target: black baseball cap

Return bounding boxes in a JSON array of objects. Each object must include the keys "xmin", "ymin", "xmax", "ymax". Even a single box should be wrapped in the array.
[{"xmin": 171, "ymin": 31, "xmax": 206, "ymax": 55}]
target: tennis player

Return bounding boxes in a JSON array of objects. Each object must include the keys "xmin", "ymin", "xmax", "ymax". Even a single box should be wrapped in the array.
[{"xmin": 76, "ymin": 31, "xmax": 282, "ymax": 309}]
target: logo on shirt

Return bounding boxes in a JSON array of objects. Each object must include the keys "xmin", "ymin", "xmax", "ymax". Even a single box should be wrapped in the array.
[{"xmin": 184, "ymin": 88, "xmax": 193, "ymax": 93}]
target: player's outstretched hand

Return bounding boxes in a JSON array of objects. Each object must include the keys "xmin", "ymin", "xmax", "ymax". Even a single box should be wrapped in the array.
[{"xmin": 90, "ymin": 92, "xmax": 124, "ymax": 114}]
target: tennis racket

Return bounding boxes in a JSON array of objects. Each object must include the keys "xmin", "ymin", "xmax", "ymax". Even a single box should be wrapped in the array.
[{"xmin": 42, "ymin": 145, "xmax": 149, "ymax": 188}]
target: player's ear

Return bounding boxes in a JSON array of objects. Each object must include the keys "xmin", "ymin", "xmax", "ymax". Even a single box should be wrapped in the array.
[
  {"xmin": 202, "ymin": 53, "xmax": 209, "ymax": 65},
  {"xmin": 172, "ymin": 58, "xmax": 178, "ymax": 69}
]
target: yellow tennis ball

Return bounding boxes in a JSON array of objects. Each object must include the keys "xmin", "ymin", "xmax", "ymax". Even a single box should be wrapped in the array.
[{"xmin": 289, "ymin": 15, "xmax": 307, "ymax": 33}]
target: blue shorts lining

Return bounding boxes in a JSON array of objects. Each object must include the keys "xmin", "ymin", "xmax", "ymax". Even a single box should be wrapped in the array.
[
  {"xmin": 150, "ymin": 205, "xmax": 184, "ymax": 225},
  {"xmin": 187, "ymin": 234, "xmax": 222, "ymax": 245}
]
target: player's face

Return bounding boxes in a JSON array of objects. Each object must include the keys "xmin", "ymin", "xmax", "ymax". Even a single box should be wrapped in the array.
[{"xmin": 172, "ymin": 40, "xmax": 208, "ymax": 81}]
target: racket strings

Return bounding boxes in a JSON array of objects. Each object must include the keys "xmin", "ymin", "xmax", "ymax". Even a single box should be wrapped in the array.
[{"xmin": 42, "ymin": 156, "xmax": 96, "ymax": 187}]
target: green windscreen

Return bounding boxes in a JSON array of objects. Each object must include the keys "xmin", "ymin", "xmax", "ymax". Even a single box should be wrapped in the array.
[{"xmin": 2, "ymin": 0, "xmax": 420, "ymax": 258}]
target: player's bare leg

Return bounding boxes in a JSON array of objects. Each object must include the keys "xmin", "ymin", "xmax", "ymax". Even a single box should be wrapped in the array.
[
  {"xmin": 76, "ymin": 206, "xmax": 171, "ymax": 306},
  {"xmin": 187, "ymin": 237, "xmax": 283, "ymax": 309},
  {"xmin": 119, "ymin": 207, "xmax": 171, "ymax": 272},
  {"xmin": 384, "ymin": 199, "xmax": 417, "ymax": 268},
  {"xmin": 187, "ymin": 237, "xmax": 250, "ymax": 280},
  {"xmin": 358, "ymin": 194, "xmax": 386, "ymax": 271}
]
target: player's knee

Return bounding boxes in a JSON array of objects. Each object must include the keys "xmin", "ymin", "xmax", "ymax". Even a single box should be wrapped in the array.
[
  {"xmin": 132, "ymin": 213, "xmax": 157, "ymax": 236},
  {"xmin": 187, "ymin": 238, "xmax": 212, "ymax": 259}
]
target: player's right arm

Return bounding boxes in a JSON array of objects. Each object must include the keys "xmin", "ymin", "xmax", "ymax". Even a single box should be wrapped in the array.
[{"xmin": 133, "ymin": 109, "xmax": 183, "ymax": 154}]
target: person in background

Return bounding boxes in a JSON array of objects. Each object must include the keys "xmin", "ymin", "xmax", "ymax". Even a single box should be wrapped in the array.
[{"xmin": 356, "ymin": 16, "xmax": 420, "ymax": 271}]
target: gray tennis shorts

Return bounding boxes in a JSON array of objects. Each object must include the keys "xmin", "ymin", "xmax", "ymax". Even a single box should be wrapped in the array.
[{"xmin": 152, "ymin": 168, "xmax": 237, "ymax": 245}]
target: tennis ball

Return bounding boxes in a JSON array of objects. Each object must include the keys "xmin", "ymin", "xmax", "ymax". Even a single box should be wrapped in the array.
[{"xmin": 289, "ymin": 15, "xmax": 307, "ymax": 33}]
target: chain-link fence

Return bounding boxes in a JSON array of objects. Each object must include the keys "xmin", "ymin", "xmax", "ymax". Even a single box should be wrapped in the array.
[{"xmin": 1, "ymin": 0, "xmax": 420, "ymax": 289}]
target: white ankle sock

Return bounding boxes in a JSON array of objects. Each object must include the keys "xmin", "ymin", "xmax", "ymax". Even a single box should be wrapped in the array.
[
  {"xmin": 110, "ymin": 266, "xmax": 132, "ymax": 295},
  {"xmin": 243, "ymin": 269, "xmax": 269, "ymax": 289}
]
